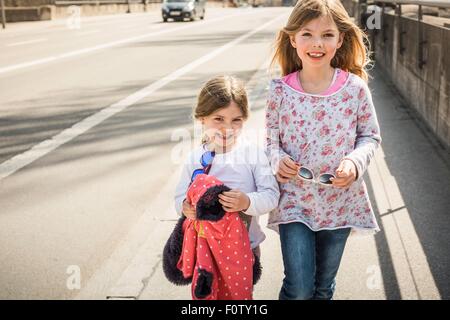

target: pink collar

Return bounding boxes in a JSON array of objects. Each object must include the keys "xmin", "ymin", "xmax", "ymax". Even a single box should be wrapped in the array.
[{"xmin": 282, "ymin": 68, "xmax": 349, "ymax": 95}]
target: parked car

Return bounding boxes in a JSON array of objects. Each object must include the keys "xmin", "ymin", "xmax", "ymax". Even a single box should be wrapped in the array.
[{"xmin": 161, "ymin": 0, "xmax": 206, "ymax": 22}]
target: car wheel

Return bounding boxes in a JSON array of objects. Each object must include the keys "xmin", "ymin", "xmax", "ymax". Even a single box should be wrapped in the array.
[
  {"xmin": 163, "ymin": 18, "xmax": 168, "ymax": 22},
  {"xmin": 200, "ymin": 10, "xmax": 205, "ymax": 20}
]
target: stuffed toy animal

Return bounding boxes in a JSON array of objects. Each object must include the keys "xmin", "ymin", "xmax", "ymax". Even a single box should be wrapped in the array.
[{"xmin": 163, "ymin": 173, "xmax": 262, "ymax": 300}]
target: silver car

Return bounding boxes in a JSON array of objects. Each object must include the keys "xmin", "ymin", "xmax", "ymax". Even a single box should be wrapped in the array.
[{"xmin": 161, "ymin": 0, "xmax": 206, "ymax": 22}]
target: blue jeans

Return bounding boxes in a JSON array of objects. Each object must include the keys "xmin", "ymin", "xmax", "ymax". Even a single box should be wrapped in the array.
[{"xmin": 278, "ymin": 222, "xmax": 351, "ymax": 300}]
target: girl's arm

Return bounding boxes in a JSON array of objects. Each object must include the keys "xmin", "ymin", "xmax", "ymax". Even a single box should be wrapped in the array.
[
  {"xmin": 243, "ymin": 147, "xmax": 280, "ymax": 216},
  {"xmin": 343, "ymin": 83, "xmax": 382, "ymax": 182},
  {"xmin": 265, "ymin": 79, "xmax": 290, "ymax": 174},
  {"xmin": 174, "ymin": 156, "xmax": 194, "ymax": 217}
]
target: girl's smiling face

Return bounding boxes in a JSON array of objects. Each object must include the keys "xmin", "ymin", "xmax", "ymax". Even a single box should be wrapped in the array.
[
  {"xmin": 201, "ymin": 101, "xmax": 245, "ymax": 151},
  {"xmin": 290, "ymin": 15, "xmax": 344, "ymax": 69}
]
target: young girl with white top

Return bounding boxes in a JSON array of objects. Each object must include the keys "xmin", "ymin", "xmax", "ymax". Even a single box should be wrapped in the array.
[
  {"xmin": 266, "ymin": 0, "xmax": 382, "ymax": 300},
  {"xmin": 175, "ymin": 75, "xmax": 280, "ymax": 259}
]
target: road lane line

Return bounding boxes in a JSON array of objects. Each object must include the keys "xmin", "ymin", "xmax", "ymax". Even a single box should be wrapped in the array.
[
  {"xmin": 75, "ymin": 30, "xmax": 101, "ymax": 37},
  {"xmin": 6, "ymin": 38, "xmax": 48, "ymax": 47},
  {"xmin": 76, "ymin": 15, "xmax": 153, "ymax": 28},
  {"xmin": 147, "ymin": 25, "xmax": 163, "ymax": 30},
  {"xmin": 0, "ymin": 13, "xmax": 156, "ymax": 39},
  {"xmin": 0, "ymin": 9, "xmax": 256, "ymax": 75},
  {"xmin": 0, "ymin": 13, "xmax": 287, "ymax": 182},
  {"xmin": 119, "ymin": 24, "xmax": 145, "ymax": 31}
]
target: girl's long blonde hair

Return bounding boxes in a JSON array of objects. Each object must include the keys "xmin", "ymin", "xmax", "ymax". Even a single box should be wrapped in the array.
[{"xmin": 271, "ymin": 0, "xmax": 372, "ymax": 82}]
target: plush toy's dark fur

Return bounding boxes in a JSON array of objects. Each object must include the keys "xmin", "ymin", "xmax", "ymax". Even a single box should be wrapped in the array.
[
  {"xmin": 252, "ymin": 252, "xmax": 262, "ymax": 285},
  {"xmin": 162, "ymin": 216, "xmax": 191, "ymax": 285},
  {"xmin": 195, "ymin": 184, "xmax": 231, "ymax": 221},
  {"xmin": 194, "ymin": 268, "xmax": 213, "ymax": 299}
]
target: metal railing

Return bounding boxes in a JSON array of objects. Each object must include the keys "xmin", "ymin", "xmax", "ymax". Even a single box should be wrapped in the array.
[
  {"xmin": 364, "ymin": 0, "xmax": 450, "ymax": 69},
  {"xmin": 372, "ymin": 0, "xmax": 450, "ymax": 8}
]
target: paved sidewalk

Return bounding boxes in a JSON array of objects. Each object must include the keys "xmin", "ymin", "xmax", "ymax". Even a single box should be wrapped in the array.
[{"xmin": 107, "ymin": 65, "xmax": 450, "ymax": 300}]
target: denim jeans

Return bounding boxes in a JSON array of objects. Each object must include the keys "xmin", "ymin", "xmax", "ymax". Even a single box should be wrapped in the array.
[{"xmin": 278, "ymin": 222, "xmax": 351, "ymax": 300}]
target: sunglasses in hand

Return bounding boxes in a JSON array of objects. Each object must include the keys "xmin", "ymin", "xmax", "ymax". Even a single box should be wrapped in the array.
[{"xmin": 289, "ymin": 156, "xmax": 336, "ymax": 186}]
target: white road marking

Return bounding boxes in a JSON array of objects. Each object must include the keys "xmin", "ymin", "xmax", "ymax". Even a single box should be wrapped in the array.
[
  {"xmin": 0, "ymin": 13, "xmax": 155, "ymax": 39},
  {"xmin": 0, "ymin": 13, "xmax": 287, "ymax": 182},
  {"xmin": 77, "ymin": 16, "xmax": 150, "ymax": 28},
  {"xmin": 0, "ymin": 10, "xmax": 253, "ymax": 75},
  {"xmin": 6, "ymin": 38, "xmax": 48, "ymax": 47},
  {"xmin": 75, "ymin": 30, "xmax": 101, "ymax": 37},
  {"xmin": 119, "ymin": 24, "xmax": 145, "ymax": 31}
]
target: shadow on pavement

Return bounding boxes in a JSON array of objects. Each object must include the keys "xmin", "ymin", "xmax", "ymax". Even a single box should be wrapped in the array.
[{"xmin": 366, "ymin": 66, "xmax": 450, "ymax": 299}]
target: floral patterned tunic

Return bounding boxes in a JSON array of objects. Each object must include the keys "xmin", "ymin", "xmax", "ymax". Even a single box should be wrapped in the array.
[{"xmin": 265, "ymin": 72, "xmax": 382, "ymax": 234}]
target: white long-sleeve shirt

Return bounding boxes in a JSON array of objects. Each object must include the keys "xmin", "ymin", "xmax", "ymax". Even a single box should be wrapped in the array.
[{"xmin": 174, "ymin": 137, "xmax": 280, "ymax": 248}]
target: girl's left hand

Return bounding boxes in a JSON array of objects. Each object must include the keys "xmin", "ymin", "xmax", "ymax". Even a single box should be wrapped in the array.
[
  {"xmin": 218, "ymin": 190, "xmax": 250, "ymax": 212},
  {"xmin": 331, "ymin": 159, "xmax": 358, "ymax": 188}
]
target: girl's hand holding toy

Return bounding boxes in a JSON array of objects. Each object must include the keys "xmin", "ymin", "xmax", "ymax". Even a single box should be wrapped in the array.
[
  {"xmin": 182, "ymin": 198, "xmax": 196, "ymax": 219},
  {"xmin": 218, "ymin": 190, "xmax": 250, "ymax": 212}
]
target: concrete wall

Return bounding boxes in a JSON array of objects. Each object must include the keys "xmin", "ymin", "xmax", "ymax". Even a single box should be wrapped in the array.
[
  {"xmin": 370, "ymin": 10, "xmax": 450, "ymax": 149},
  {"xmin": 2, "ymin": 6, "xmax": 52, "ymax": 21},
  {"xmin": 341, "ymin": 0, "xmax": 358, "ymax": 18},
  {"xmin": 53, "ymin": 3, "xmax": 158, "ymax": 19},
  {"xmin": 2, "ymin": 0, "xmax": 50, "ymax": 21},
  {"xmin": 341, "ymin": 1, "xmax": 449, "ymax": 149},
  {"xmin": 4, "ymin": 0, "xmax": 52, "ymax": 5}
]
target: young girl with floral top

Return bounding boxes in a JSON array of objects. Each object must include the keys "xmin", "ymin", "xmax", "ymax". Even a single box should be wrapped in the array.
[{"xmin": 266, "ymin": 0, "xmax": 382, "ymax": 300}]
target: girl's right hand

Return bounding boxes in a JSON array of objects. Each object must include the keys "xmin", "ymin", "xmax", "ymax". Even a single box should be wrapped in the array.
[
  {"xmin": 276, "ymin": 156, "xmax": 300, "ymax": 184},
  {"xmin": 182, "ymin": 199, "xmax": 196, "ymax": 220}
]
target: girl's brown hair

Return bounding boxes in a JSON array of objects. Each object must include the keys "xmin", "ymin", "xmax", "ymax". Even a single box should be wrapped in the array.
[
  {"xmin": 271, "ymin": 0, "xmax": 372, "ymax": 82},
  {"xmin": 194, "ymin": 75, "xmax": 249, "ymax": 120},
  {"xmin": 194, "ymin": 75, "xmax": 249, "ymax": 144}
]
